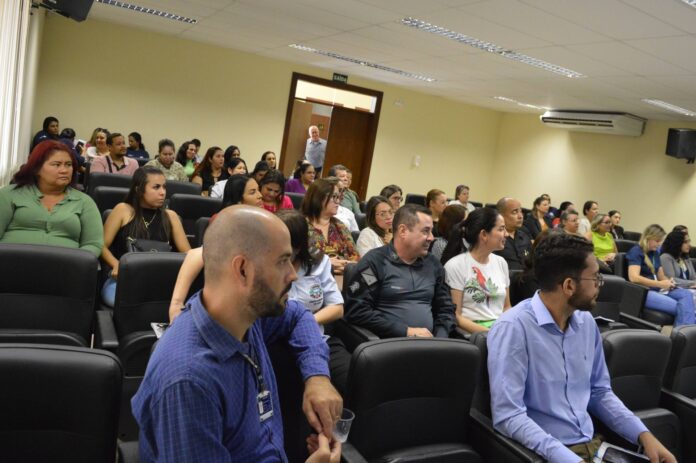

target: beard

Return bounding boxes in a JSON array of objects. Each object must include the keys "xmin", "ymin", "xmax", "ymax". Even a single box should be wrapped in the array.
[
  {"xmin": 248, "ymin": 273, "xmax": 292, "ymax": 318},
  {"xmin": 569, "ymin": 290, "xmax": 597, "ymax": 312}
]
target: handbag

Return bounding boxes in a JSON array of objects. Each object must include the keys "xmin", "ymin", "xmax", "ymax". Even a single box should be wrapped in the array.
[{"xmin": 126, "ymin": 237, "xmax": 172, "ymax": 253}]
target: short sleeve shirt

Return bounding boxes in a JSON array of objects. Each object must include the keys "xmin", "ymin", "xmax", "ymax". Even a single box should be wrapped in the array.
[{"xmin": 626, "ymin": 245, "xmax": 660, "ymax": 281}]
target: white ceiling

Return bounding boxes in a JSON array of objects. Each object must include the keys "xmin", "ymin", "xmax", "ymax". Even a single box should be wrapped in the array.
[{"xmin": 87, "ymin": 0, "xmax": 696, "ymax": 121}]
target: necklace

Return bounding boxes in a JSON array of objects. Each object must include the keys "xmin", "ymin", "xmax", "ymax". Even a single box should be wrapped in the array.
[{"xmin": 142, "ymin": 209, "xmax": 158, "ymax": 229}]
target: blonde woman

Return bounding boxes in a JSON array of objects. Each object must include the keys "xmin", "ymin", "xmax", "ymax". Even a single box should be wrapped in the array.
[{"xmin": 586, "ymin": 213, "xmax": 618, "ymax": 265}]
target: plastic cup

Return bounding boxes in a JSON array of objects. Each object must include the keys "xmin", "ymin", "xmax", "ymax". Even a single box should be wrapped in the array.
[{"xmin": 332, "ymin": 408, "xmax": 355, "ymax": 443}]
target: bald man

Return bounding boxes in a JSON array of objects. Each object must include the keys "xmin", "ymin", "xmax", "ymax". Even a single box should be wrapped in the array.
[
  {"xmin": 132, "ymin": 206, "xmax": 341, "ymax": 462},
  {"xmin": 494, "ymin": 197, "xmax": 533, "ymax": 271}
]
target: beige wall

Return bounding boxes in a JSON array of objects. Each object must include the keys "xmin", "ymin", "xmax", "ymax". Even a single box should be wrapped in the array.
[
  {"xmin": 32, "ymin": 15, "xmax": 501, "ymax": 201},
  {"xmin": 490, "ymin": 113, "xmax": 696, "ymax": 233}
]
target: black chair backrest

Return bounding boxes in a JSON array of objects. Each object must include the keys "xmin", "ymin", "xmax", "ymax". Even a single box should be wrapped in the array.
[
  {"xmin": 194, "ymin": 217, "xmax": 211, "ymax": 248},
  {"xmin": 355, "ymin": 212, "xmax": 367, "ymax": 230},
  {"xmin": 593, "ymin": 274, "xmax": 625, "ymax": 320},
  {"xmin": 470, "ymin": 201, "xmax": 483, "ymax": 208},
  {"xmin": 405, "ymin": 193, "xmax": 426, "ymax": 206},
  {"xmin": 602, "ymin": 329, "xmax": 671, "ymax": 411},
  {"xmin": 690, "ymin": 248, "xmax": 696, "ymax": 259},
  {"xmin": 623, "ymin": 231, "xmax": 642, "ymax": 241},
  {"xmin": 359, "ymin": 201, "xmax": 366, "ymax": 213},
  {"xmin": 345, "ymin": 338, "xmax": 480, "ymax": 459},
  {"xmin": 484, "ymin": 203, "xmax": 497, "ymax": 209},
  {"xmin": 87, "ymin": 172, "xmax": 132, "ymax": 197},
  {"xmin": 165, "ymin": 180, "xmax": 201, "ymax": 198},
  {"xmin": 92, "ymin": 186, "xmax": 128, "ymax": 213},
  {"xmin": 615, "ymin": 239, "xmax": 638, "ymax": 253},
  {"xmin": 613, "ymin": 252, "xmax": 628, "ymax": 279},
  {"xmin": 665, "ymin": 325, "xmax": 696, "ymax": 398},
  {"xmin": 0, "ymin": 344, "xmax": 122, "ymax": 461},
  {"xmin": 508, "ymin": 269, "xmax": 536, "ymax": 306},
  {"xmin": 350, "ymin": 230, "xmax": 360, "ymax": 244},
  {"xmin": 0, "ymin": 244, "xmax": 98, "ymax": 346},
  {"xmin": 470, "ymin": 332, "xmax": 492, "ymax": 417},
  {"xmin": 285, "ymin": 192, "xmax": 304, "ymax": 210},
  {"xmin": 168, "ymin": 194, "xmax": 222, "ymax": 236},
  {"xmin": 342, "ymin": 263, "xmax": 359, "ymax": 300},
  {"xmin": 113, "ymin": 252, "xmax": 203, "ymax": 336}
]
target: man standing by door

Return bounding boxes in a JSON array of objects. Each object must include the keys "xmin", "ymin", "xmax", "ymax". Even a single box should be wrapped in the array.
[{"xmin": 305, "ymin": 126, "xmax": 327, "ymax": 176}]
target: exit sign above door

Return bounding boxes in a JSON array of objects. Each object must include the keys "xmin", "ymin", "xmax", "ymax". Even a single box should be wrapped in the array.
[{"xmin": 332, "ymin": 73, "xmax": 348, "ymax": 84}]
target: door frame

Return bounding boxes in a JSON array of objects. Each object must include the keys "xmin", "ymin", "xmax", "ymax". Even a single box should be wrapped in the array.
[{"xmin": 279, "ymin": 72, "xmax": 383, "ymax": 198}]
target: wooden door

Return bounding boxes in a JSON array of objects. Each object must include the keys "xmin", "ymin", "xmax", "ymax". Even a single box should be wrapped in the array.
[
  {"xmin": 323, "ymin": 107, "xmax": 373, "ymax": 199},
  {"xmin": 280, "ymin": 100, "xmax": 314, "ymax": 177}
]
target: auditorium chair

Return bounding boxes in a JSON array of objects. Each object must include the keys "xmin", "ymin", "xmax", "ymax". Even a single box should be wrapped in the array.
[
  {"xmin": 285, "ymin": 192, "xmax": 304, "ymax": 209},
  {"xmin": 405, "ymin": 193, "xmax": 426, "ymax": 206},
  {"xmin": 87, "ymin": 171, "xmax": 132, "ymax": 197},
  {"xmin": 469, "ymin": 201, "xmax": 482, "ymax": 208},
  {"xmin": 341, "ymin": 338, "xmax": 485, "ymax": 463},
  {"xmin": 484, "ymin": 202, "xmax": 497, "ymax": 209},
  {"xmin": 354, "ymin": 212, "xmax": 366, "ymax": 230},
  {"xmin": 615, "ymin": 239, "xmax": 638, "ymax": 253},
  {"xmin": 600, "ymin": 330, "xmax": 682, "ymax": 460},
  {"xmin": 468, "ymin": 332, "xmax": 546, "ymax": 463},
  {"xmin": 662, "ymin": 325, "xmax": 696, "ymax": 462},
  {"xmin": 193, "ymin": 216, "xmax": 211, "ymax": 247},
  {"xmin": 0, "ymin": 244, "xmax": 98, "ymax": 347},
  {"xmin": 95, "ymin": 252, "xmax": 203, "ymax": 441},
  {"xmin": 351, "ymin": 230, "xmax": 360, "ymax": 244},
  {"xmin": 165, "ymin": 179, "xmax": 201, "ymax": 198},
  {"xmin": 92, "ymin": 185, "xmax": 128, "ymax": 213},
  {"xmin": 167, "ymin": 193, "xmax": 221, "ymax": 242},
  {"xmin": 359, "ymin": 201, "xmax": 366, "ymax": 212},
  {"xmin": 0, "ymin": 344, "xmax": 123, "ymax": 462},
  {"xmin": 623, "ymin": 230, "xmax": 642, "ymax": 241},
  {"xmin": 594, "ymin": 274, "xmax": 662, "ymax": 331}
]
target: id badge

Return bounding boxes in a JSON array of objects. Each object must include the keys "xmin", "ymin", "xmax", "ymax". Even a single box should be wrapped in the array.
[{"xmin": 257, "ymin": 390, "xmax": 273, "ymax": 422}]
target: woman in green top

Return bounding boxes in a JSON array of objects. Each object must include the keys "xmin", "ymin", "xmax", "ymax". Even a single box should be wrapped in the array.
[
  {"xmin": 586, "ymin": 213, "xmax": 617, "ymax": 265},
  {"xmin": 0, "ymin": 140, "xmax": 103, "ymax": 256},
  {"xmin": 175, "ymin": 140, "xmax": 198, "ymax": 180}
]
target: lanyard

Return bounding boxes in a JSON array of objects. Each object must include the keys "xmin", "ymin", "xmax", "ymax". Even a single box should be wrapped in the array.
[{"xmin": 240, "ymin": 345, "xmax": 266, "ymax": 392}]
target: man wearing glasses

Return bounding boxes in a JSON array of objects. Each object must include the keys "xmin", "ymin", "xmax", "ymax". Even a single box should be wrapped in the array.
[{"xmin": 488, "ymin": 232, "xmax": 675, "ymax": 463}]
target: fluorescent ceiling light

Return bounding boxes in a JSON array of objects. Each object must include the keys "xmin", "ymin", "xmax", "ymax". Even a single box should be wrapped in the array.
[
  {"xmin": 680, "ymin": 0, "xmax": 696, "ymax": 8},
  {"xmin": 493, "ymin": 96, "xmax": 549, "ymax": 111},
  {"xmin": 288, "ymin": 44, "xmax": 436, "ymax": 82},
  {"xmin": 642, "ymin": 99, "xmax": 696, "ymax": 117},
  {"xmin": 95, "ymin": 0, "xmax": 197, "ymax": 24},
  {"xmin": 400, "ymin": 17, "xmax": 585, "ymax": 79}
]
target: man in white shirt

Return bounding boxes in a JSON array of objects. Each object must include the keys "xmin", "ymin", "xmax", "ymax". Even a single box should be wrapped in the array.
[{"xmin": 305, "ymin": 126, "xmax": 327, "ymax": 175}]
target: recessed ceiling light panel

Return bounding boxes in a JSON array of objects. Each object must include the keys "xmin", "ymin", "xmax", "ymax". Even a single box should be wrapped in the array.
[
  {"xmin": 493, "ymin": 96, "xmax": 549, "ymax": 111},
  {"xmin": 401, "ymin": 17, "xmax": 585, "ymax": 79},
  {"xmin": 642, "ymin": 99, "xmax": 696, "ymax": 117},
  {"xmin": 95, "ymin": 0, "xmax": 198, "ymax": 24},
  {"xmin": 288, "ymin": 44, "xmax": 436, "ymax": 82}
]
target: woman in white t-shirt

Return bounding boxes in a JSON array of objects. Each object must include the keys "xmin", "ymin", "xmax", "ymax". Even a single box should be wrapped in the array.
[{"xmin": 443, "ymin": 207, "xmax": 511, "ymax": 333}]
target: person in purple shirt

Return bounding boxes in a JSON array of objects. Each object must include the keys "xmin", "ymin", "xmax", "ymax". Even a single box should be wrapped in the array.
[
  {"xmin": 286, "ymin": 160, "xmax": 316, "ymax": 194},
  {"xmin": 488, "ymin": 231, "xmax": 674, "ymax": 463},
  {"xmin": 132, "ymin": 206, "xmax": 342, "ymax": 462}
]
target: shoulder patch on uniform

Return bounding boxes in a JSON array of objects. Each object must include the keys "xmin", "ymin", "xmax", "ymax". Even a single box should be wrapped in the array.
[
  {"xmin": 349, "ymin": 281, "xmax": 361, "ymax": 294},
  {"xmin": 360, "ymin": 268, "xmax": 377, "ymax": 287}
]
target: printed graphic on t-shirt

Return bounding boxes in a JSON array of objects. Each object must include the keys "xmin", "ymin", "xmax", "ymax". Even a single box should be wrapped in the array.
[{"xmin": 463, "ymin": 266, "xmax": 500, "ymax": 306}]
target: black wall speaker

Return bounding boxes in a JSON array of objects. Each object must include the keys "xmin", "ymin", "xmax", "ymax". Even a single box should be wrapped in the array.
[
  {"xmin": 666, "ymin": 128, "xmax": 696, "ymax": 162},
  {"xmin": 39, "ymin": 0, "xmax": 94, "ymax": 22}
]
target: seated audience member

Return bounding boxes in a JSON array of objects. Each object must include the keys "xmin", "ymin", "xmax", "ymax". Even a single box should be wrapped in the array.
[
  {"xmin": 356, "ymin": 195, "xmax": 393, "ymax": 257},
  {"xmin": 145, "ymin": 139, "xmax": 187, "ymax": 182},
  {"xmin": 430, "ymin": 204, "xmax": 467, "ymax": 261},
  {"xmin": 192, "ymin": 146, "xmax": 228, "ymax": 196},
  {"xmin": 126, "ymin": 132, "xmax": 150, "ymax": 162},
  {"xmin": 587, "ymin": 213, "xmax": 618, "ymax": 266},
  {"xmin": 329, "ymin": 165, "xmax": 360, "ymax": 215},
  {"xmin": 540, "ymin": 193, "xmax": 558, "ymax": 220},
  {"xmin": 286, "ymin": 160, "xmax": 316, "ymax": 194},
  {"xmin": 85, "ymin": 127, "xmax": 111, "ymax": 159},
  {"xmin": 578, "ymin": 200, "xmax": 598, "ymax": 235},
  {"xmin": 443, "ymin": 208, "xmax": 510, "ymax": 333},
  {"xmin": 523, "ymin": 196, "xmax": 552, "ymax": 239},
  {"xmin": 57, "ymin": 128, "xmax": 86, "ymax": 168},
  {"xmin": 627, "ymin": 224, "xmax": 696, "ymax": 326},
  {"xmin": 448, "ymin": 184, "xmax": 475, "ymax": 213},
  {"xmin": 380, "ymin": 184, "xmax": 403, "ymax": 212},
  {"xmin": 251, "ymin": 160, "xmax": 270, "ymax": 184},
  {"xmin": 133, "ymin": 206, "xmax": 342, "ymax": 463},
  {"xmin": 673, "ymin": 224, "xmax": 689, "ymax": 235},
  {"xmin": 552, "ymin": 201, "xmax": 575, "ymax": 228},
  {"xmin": 91, "ymin": 132, "xmax": 139, "ymax": 176},
  {"xmin": 488, "ymin": 231, "xmax": 675, "ymax": 463},
  {"xmin": 344, "ymin": 168, "xmax": 359, "ymax": 204},
  {"xmin": 190, "ymin": 138, "xmax": 202, "ymax": 163},
  {"xmin": 175, "ymin": 141, "xmax": 199, "ymax": 180},
  {"xmin": 223, "ymin": 144, "xmax": 241, "ymax": 163},
  {"xmin": 344, "ymin": 204, "xmax": 455, "ymax": 338},
  {"xmin": 302, "ymin": 178, "xmax": 358, "ymax": 275},
  {"xmin": 334, "ymin": 184, "xmax": 359, "ymax": 233},
  {"xmin": 494, "ymin": 197, "xmax": 532, "ymax": 271},
  {"xmin": 261, "ymin": 150, "xmax": 277, "ymax": 169},
  {"xmin": 661, "ymin": 230, "xmax": 696, "ymax": 289},
  {"xmin": 31, "ymin": 116, "xmax": 60, "ymax": 150},
  {"xmin": 426, "ymin": 188, "xmax": 448, "ymax": 237},
  {"xmin": 210, "ymin": 157, "xmax": 248, "ymax": 199},
  {"xmin": 259, "ymin": 170, "xmax": 293, "ymax": 213},
  {"xmin": 100, "ymin": 167, "xmax": 190, "ymax": 307},
  {"xmin": 0, "ymin": 140, "xmax": 103, "ymax": 256},
  {"xmin": 608, "ymin": 210, "xmax": 624, "ymax": 240}
]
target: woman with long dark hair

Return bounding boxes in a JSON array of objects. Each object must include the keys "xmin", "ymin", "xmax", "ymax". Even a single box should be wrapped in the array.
[
  {"xmin": 192, "ymin": 146, "xmax": 228, "ymax": 196},
  {"xmin": 356, "ymin": 195, "xmax": 393, "ymax": 256},
  {"xmin": 175, "ymin": 141, "xmax": 199, "ymax": 180},
  {"xmin": 661, "ymin": 230, "xmax": 696, "ymax": 289},
  {"xmin": 285, "ymin": 160, "xmax": 316, "ymax": 194},
  {"xmin": 210, "ymin": 157, "xmax": 248, "ymax": 199},
  {"xmin": 258, "ymin": 169, "xmax": 293, "ymax": 212},
  {"xmin": 442, "ymin": 207, "xmax": 511, "ymax": 333},
  {"xmin": 127, "ymin": 132, "xmax": 150, "ymax": 162},
  {"xmin": 380, "ymin": 184, "xmax": 403, "ymax": 212},
  {"xmin": 523, "ymin": 195, "xmax": 552, "ymax": 239},
  {"xmin": 100, "ymin": 166, "xmax": 190, "ymax": 306}
]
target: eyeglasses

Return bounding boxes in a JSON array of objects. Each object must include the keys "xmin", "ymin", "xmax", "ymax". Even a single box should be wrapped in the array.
[
  {"xmin": 574, "ymin": 274, "xmax": 604, "ymax": 287},
  {"xmin": 376, "ymin": 211, "xmax": 394, "ymax": 218},
  {"xmin": 330, "ymin": 194, "xmax": 341, "ymax": 203},
  {"xmin": 392, "ymin": 196, "xmax": 404, "ymax": 203}
]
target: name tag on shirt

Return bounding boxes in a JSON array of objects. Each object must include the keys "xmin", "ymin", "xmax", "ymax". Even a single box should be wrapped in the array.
[{"xmin": 258, "ymin": 390, "xmax": 273, "ymax": 422}]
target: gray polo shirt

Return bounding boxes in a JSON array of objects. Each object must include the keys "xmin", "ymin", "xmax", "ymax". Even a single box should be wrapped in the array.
[{"xmin": 305, "ymin": 138, "xmax": 327, "ymax": 168}]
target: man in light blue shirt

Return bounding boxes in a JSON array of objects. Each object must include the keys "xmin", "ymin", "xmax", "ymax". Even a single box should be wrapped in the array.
[
  {"xmin": 305, "ymin": 126, "xmax": 327, "ymax": 175},
  {"xmin": 488, "ymin": 232, "xmax": 675, "ymax": 463}
]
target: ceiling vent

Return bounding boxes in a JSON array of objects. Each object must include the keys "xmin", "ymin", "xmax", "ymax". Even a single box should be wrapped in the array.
[{"xmin": 540, "ymin": 110, "xmax": 646, "ymax": 136}]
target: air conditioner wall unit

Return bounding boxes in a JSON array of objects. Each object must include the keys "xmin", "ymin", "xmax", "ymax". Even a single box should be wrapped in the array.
[{"xmin": 540, "ymin": 110, "xmax": 646, "ymax": 137}]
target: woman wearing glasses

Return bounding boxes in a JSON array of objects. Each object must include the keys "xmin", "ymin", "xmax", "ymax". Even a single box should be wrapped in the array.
[
  {"xmin": 379, "ymin": 184, "xmax": 403, "ymax": 212},
  {"xmin": 586, "ymin": 213, "xmax": 618, "ymax": 267},
  {"xmin": 356, "ymin": 196, "xmax": 393, "ymax": 257},
  {"xmin": 302, "ymin": 178, "xmax": 358, "ymax": 275},
  {"xmin": 626, "ymin": 224, "xmax": 696, "ymax": 326},
  {"xmin": 660, "ymin": 230, "xmax": 696, "ymax": 290}
]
